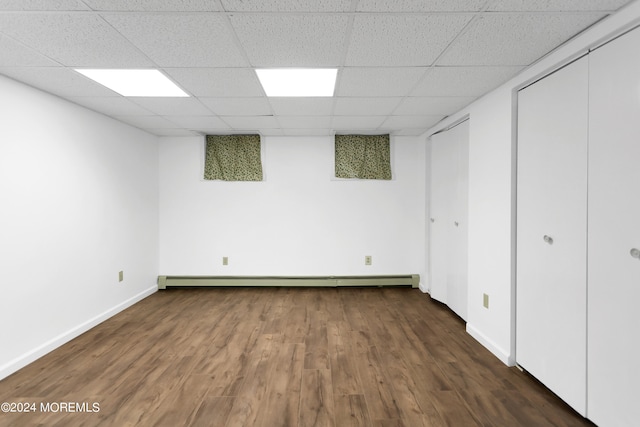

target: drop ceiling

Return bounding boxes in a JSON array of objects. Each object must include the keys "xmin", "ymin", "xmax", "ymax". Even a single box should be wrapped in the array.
[{"xmin": 0, "ymin": 0, "xmax": 633, "ymax": 137}]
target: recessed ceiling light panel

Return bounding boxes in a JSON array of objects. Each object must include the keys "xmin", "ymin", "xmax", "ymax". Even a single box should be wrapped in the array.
[
  {"xmin": 256, "ymin": 68, "xmax": 337, "ymax": 97},
  {"xmin": 75, "ymin": 69, "xmax": 189, "ymax": 97}
]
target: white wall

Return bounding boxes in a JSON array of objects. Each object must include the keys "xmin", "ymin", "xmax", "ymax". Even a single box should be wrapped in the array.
[
  {"xmin": 0, "ymin": 75, "xmax": 159, "ymax": 380},
  {"xmin": 425, "ymin": 1, "xmax": 640, "ymax": 365},
  {"xmin": 421, "ymin": 137, "xmax": 431, "ymax": 294},
  {"xmin": 464, "ymin": 88, "xmax": 517, "ymax": 365},
  {"xmin": 159, "ymin": 135, "xmax": 426, "ymax": 279}
]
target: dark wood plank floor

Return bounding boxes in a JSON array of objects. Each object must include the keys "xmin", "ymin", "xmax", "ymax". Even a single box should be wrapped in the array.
[{"xmin": 0, "ymin": 287, "xmax": 594, "ymax": 427}]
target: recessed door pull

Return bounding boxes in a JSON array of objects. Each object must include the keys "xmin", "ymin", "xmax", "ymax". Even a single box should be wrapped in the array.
[
  {"xmin": 543, "ymin": 235, "xmax": 554, "ymax": 245},
  {"xmin": 631, "ymin": 248, "xmax": 640, "ymax": 259}
]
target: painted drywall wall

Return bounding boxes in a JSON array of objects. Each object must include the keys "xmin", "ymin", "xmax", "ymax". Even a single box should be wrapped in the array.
[
  {"xmin": 0, "ymin": 75, "xmax": 159, "ymax": 379},
  {"xmin": 464, "ymin": 88, "xmax": 516, "ymax": 365},
  {"xmin": 420, "ymin": 136, "xmax": 431, "ymax": 294},
  {"xmin": 159, "ymin": 135, "xmax": 426, "ymax": 279},
  {"xmin": 424, "ymin": 1, "xmax": 640, "ymax": 366}
]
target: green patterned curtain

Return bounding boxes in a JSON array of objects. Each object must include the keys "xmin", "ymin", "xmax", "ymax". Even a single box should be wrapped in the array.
[
  {"xmin": 204, "ymin": 134, "xmax": 263, "ymax": 181},
  {"xmin": 335, "ymin": 134, "xmax": 392, "ymax": 180}
]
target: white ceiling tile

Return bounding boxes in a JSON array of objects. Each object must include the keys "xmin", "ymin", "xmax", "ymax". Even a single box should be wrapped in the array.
[
  {"xmin": 103, "ymin": 14, "xmax": 247, "ymax": 67},
  {"xmin": 488, "ymin": 0, "xmax": 631, "ymax": 11},
  {"xmin": 412, "ymin": 66, "xmax": 524, "ymax": 96},
  {"xmin": 221, "ymin": 0, "xmax": 351, "ymax": 12},
  {"xmin": 334, "ymin": 97, "xmax": 402, "ymax": 116},
  {"xmin": 346, "ymin": 15, "xmax": 472, "ymax": 66},
  {"xmin": 394, "ymin": 96, "xmax": 477, "ymax": 115},
  {"xmin": 0, "ymin": 0, "xmax": 89, "ymax": 10},
  {"xmin": 337, "ymin": 67, "xmax": 427, "ymax": 97},
  {"xmin": 0, "ymin": 14, "xmax": 153, "ymax": 67},
  {"xmin": 69, "ymin": 96, "xmax": 153, "ymax": 116},
  {"xmin": 148, "ymin": 129, "xmax": 200, "ymax": 137},
  {"xmin": 222, "ymin": 115, "xmax": 280, "ymax": 129},
  {"xmin": 83, "ymin": 0, "xmax": 222, "ymax": 11},
  {"xmin": 116, "ymin": 115, "xmax": 181, "ymax": 129},
  {"xmin": 0, "ymin": 67, "xmax": 120, "ymax": 96},
  {"xmin": 284, "ymin": 129, "xmax": 332, "ymax": 136},
  {"xmin": 356, "ymin": 0, "xmax": 487, "ymax": 12},
  {"xmin": 382, "ymin": 115, "xmax": 444, "ymax": 129},
  {"xmin": 129, "ymin": 98, "xmax": 213, "ymax": 116},
  {"xmin": 164, "ymin": 68, "xmax": 264, "ymax": 97},
  {"xmin": 277, "ymin": 116, "xmax": 331, "ymax": 129},
  {"xmin": 1, "ymin": 0, "xmax": 626, "ymax": 137},
  {"xmin": 268, "ymin": 98, "xmax": 334, "ymax": 116},
  {"xmin": 439, "ymin": 13, "xmax": 607, "ymax": 66},
  {"xmin": 200, "ymin": 97, "xmax": 272, "ymax": 116},
  {"xmin": 0, "ymin": 34, "xmax": 59, "ymax": 66},
  {"xmin": 229, "ymin": 14, "xmax": 350, "ymax": 66},
  {"xmin": 163, "ymin": 115, "xmax": 230, "ymax": 129},
  {"xmin": 332, "ymin": 116, "xmax": 386, "ymax": 129}
]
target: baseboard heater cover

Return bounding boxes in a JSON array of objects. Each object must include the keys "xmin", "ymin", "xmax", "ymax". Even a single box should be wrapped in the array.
[{"xmin": 157, "ymin": 275, "xmax": 419, "ymax": 290}]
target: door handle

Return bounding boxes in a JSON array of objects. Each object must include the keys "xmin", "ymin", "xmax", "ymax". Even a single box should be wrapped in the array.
[
  {"xmin": 430, "ymin": 218, "xmax": 435, "ymax": 223},
  {"xmin": 543, "ymin": 235, "xmax": 554, "ymax": 245},
  {"xmin": 631, "ymin": 248, "xmax": 640, "ymax": 259}
]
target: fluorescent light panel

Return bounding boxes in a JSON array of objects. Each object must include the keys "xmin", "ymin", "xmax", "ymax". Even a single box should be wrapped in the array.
[
  {"xmin": 256, "ymin": 68, "xmax": 337, "ymax": 97},
  {"xmin": 75, "ymin": 69, "xmax": 188, "ymax": 97}
]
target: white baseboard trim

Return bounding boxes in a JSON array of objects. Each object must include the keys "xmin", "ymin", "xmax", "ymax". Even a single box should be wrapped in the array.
[
  {"xmin": 0, "ymin": 285, "xmax": 157, "ymax": 381},
  {"xmin": 418, "ymin": 282, "xmax": 429, "ymax": 293},
  {"xmin": 466, "ymin": 323, "xmax": 515, "ymax": 367}
]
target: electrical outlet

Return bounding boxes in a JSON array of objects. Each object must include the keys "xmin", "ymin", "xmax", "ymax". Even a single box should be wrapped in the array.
[
  {"xmin": 483, "ymin": 293, "xmax": 489, "ymax": 309},
  {"xmin": 223, "ymin": 256, "xmax": 228, "ymax": 266},
  {"xmin": 118, "ymin": 271, "xmax": 124, "ymax": 282},
  {"xmin": 365, "ymin": 255, "xmax": 372, "ymax": 266}
]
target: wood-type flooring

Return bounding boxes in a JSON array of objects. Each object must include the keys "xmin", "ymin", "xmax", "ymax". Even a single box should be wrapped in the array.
[{"xmin": 0, "ymin": 287, "xmax": 595, "ymax": 426}]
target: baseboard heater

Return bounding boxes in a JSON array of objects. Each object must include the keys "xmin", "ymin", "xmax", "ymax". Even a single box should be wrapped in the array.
[{"xmin": 157, "ymin": 275, "xmax": 419, "ymax": 290}]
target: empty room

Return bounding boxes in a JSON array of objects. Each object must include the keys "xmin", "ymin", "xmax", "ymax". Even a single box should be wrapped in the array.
[{"xmin": 1, "ymin": 1, "xmax": 638, "ymax": 426}]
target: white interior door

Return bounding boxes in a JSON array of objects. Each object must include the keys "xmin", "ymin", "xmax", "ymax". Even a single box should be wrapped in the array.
[
  {"xmin": 448, "ymin": 121, "xmax": 469, "ymax": 321},
  {"xmin": 429, "ymin": 120, "xmax": 468, "ymax": 321},
  {"xmin": 429, "ymin": 130, "xmax": 455, "ymax": 304},
  {"xmin": 587, "ymin": 27, "xmax": 640, "ymax": 427},
  {"xmin": 516, "ymin": 57, "xmax": 588, "ymax": 415}
]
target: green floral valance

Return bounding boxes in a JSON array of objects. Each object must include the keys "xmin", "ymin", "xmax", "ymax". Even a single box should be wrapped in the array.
[
  {"xmin": 204, "ymin": 134, "xmax": 263, "ymax": 181},
  {"xmin": 335, "ymin": 134, "xmax": 392, "ymax": 180}
]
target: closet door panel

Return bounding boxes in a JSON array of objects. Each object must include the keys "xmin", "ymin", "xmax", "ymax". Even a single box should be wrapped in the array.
[
  {"xmin": 516, "ymin": 57, "xmax": 588, "ymax": 415},
  {"xmin": 448, "ymin": 121, "xmax": 469, "ymax": 321},
  {"xmin": 588, "ymin": 27, "xmax": 640, "ymax": 427},
  {"xmin": 429, "ymin": 131, "xmax": 455, "ymax": 303},
  {"xmin": 430, "ymin": 121, "xmax": 469, "ymax": 321}
]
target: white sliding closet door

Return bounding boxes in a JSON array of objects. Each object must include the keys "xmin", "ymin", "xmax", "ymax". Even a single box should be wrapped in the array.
[
  {"xmin": 449, "ymin": 122, "xmax": 468, "ymax": 321},
  {"xmin": 430, "ymin": 132, "xmax": 454, "ymax": 304},
  {"xmin": 587, "ymin": 27, "xmax": 640, "ymax": 427},
  {"xmin": 429, "ymin": 120, "xmax": 468, "ymax": 321},
  {"xmin": 516, "ymin": 57, "xmax": 588, "ymax": 415}
]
